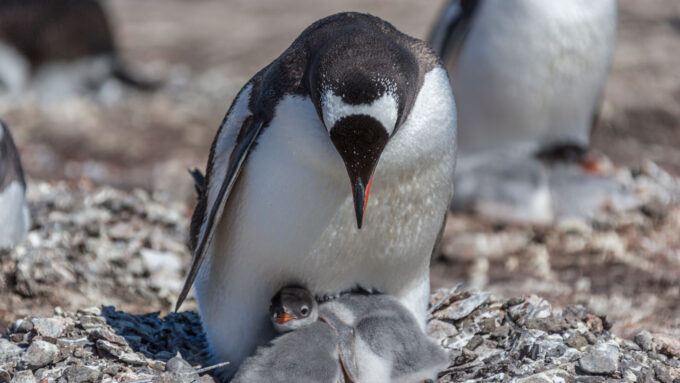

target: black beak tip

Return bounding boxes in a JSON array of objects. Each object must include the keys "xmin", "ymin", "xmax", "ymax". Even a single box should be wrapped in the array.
[{"xmin": 353, "ymin": 181, "xmax": 365, "ymax": 230}]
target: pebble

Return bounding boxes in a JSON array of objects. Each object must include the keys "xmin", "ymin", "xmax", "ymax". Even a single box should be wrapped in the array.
[
  {"xmin": 635, "ymin": 331, "xmax": 654, "ymax": 352},
  {"xmin": 9, "ymin": 370, "xmax": 35, "ymax": 383},
  {"xmin": 0, "ymin": 339, "xmax": 24, "ymax": 364},
  {"xmin": 439, "ymin": 292, "xmax": 490, "ymax": 320},
  {"xmin": 96, "ymin": 340, "xmax": 123, "ymax": 359},
  {"xmin": 427, "ymin": 319, "xmax": 458, "ymax": 342},
  {"xmin": 651, "ymin": 333, "xmax": 680, "ymax": 358},
  {"xmin": 31, "ymin": 318, "xmax": 66, "ymax": 339},
  {"xmin": 87, "ymin": 328, "xmax": 126, "ymax": 346},
  {"xmin": 579, "ymin": 343, "xmax": 620, "ymax": 375},
  {"xmin": 166, "ymin": 355, "xmax": 194, "ymax": 373},
  {"xmin": 63, "ymin": 365, "xmax": 101, "ymax": 383},
  {"xmin": 21, "ymin": 341, "xmax": 59, "ymax": 369},
  {"xmin": 77, "ymin": 307, "xmax": 101, "ymax": 316}
]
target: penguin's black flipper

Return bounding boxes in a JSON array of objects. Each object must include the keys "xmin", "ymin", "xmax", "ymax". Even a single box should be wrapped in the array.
[
  {"xmin": 427, "ymin": 0, "xmax": 481, "ymax": 61},
  {"xmin": 176, "ymin": 110, "xmax": 266, "ymax": 311},
  {"xmin": 188, "ymin": 168, "xmax": 206, "ymax": 197}
]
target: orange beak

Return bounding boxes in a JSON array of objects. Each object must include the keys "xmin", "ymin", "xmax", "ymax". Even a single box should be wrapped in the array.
[{"xmin": 273, "ymin": 313, "xmax": 295, "ymax": 324}]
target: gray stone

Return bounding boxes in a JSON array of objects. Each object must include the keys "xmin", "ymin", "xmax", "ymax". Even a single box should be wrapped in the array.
[
  {"xmin": 95, "ymin": 339, "xmax": 122, "ymax": 359},
  {"xmin": 119, "ymin": 352, "xmax": 146, "ymax": 366},
  {"xmin": 427, "ymin": 319, "xmax": 458, "ymax": 342},
  {"xmin": 166, "ymin": 355, "xmax": 193, "ymax": 373},
  {"xmin": 516, "ymin": 369, "xmax": 574, "ymax": 383},
  {"xmin": 0, "ymin": 339, "xmax": 24, "ymax": 364},
  {"xmin": 63, "ymin": 365, "xmax": 101, "ymax": 383},
  {"xmin": 87, "ymin": 328, "xmax": 126, "ymax": 346},
  {"xmin": 79, "ymin": 315, "xmax": 106, "ymax": 330},
  {"xmin": 635, "ymin": 331, "xmax": 654, "ymax": 352},
  {"xmin": 21, "ymin": 341, "xmax": 58, "ymax": 369},
  {"xmin": 31, "ymin": 318, "xmax": 66, "ymax": 338},
  {"xmin": 440, "ymin": 292, "xmax": 490, "ymax": 321},
  {"xmin": 579, "ymin": 343, "xmax": 620, "ymax": 375},
  {"xmin": 9, "ymin": 371, "xmax": 35, "ymax": 383},
  {"xmin": 34, "ymin": 366, "xmax": 67, "ymax": 381},
  {"xmin": 76, "ymin": 307, "xmax": 101, "ymax": 316},
  {"xmin": 653, "ymin": 362, "xmax": 673, "ymax": 383},
  {"xmin": 566, "ymin": 332, "xmax": 589, "ymax": 350}
]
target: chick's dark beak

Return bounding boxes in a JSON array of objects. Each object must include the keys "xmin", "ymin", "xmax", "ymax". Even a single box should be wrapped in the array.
[{"xmin": 329, "ymin": 115, "xmax": 388, "ymax": 230}]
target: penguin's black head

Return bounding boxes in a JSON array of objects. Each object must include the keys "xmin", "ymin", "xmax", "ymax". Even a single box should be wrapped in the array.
[
  {"xmin": 269, "ymin": 285, "xmax": 319, "ymax": 333},
  {"xmin": 308, "ymin": 26, "xmax": 419, "ymax": 229}
]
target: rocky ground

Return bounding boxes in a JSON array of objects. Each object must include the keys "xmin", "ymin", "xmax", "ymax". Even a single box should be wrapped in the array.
[
  {"xmin": 1, "ymin": 288, "xmax": 679, "ymax": 382},
  {"xmin": 0, "ymin": 180, "xmax": 193, "ymax": 330},
  {"xmin": 434, "ymin": 160, "xmax": 680, "ymax": 339},
  {"xmin": 0, "ymin": 167, "xmax": 677, "ymax": 381}
]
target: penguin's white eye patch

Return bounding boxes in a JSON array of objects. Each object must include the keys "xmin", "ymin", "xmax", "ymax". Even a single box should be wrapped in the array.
[
  {"xmin": 300, "ymin": 306, "xmax": 310, "ymax": 316},
  {"xmin": 321, "ymin": 90, "xmax": 398, "ymax": 136}
]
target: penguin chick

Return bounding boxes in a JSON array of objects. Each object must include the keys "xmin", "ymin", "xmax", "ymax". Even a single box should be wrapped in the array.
[
  {"xmin": 235, "ymin": 286, "xmax": 449, "ymax": 383},
  {"xmin": 231, "ymin": 287, "xmax": 343, "ymax": 383},
  {"xmin": 321, "ymin": 293, "xmax": 449, "ymax": 383},
  {"xmin": 269, "ymin": 285, "xmax": 319, "ymax": 333}
]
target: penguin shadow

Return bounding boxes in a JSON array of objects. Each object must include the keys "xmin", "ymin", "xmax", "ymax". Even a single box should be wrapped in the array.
[{"xmin": 100, "ymin": 306, "xmax": 210, "ymax": 367}]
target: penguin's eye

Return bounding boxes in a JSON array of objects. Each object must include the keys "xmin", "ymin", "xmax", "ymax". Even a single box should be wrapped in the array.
[{"xmin": 300, "ymin": 306, "xmax": 309, "ymax": 316}]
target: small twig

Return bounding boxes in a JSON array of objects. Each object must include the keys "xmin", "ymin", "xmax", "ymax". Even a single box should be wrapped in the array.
[
  {"xmin": 438, "ymin": 360, "xmax": 484, "ymax": 379},
  {"xmin": 193, "ymin": 361, "xmax": 230, "ymax": 374},
  {"xmin": 124, "ymin": 377, "xmax": 153, "ymax": 383},
  {"xmin": 428, "ymin": 282, "xmax": 463, "ymax": 315},
  {"xmin": 122, "ymin": 361, "xmax": 230, "ymax": 382}
]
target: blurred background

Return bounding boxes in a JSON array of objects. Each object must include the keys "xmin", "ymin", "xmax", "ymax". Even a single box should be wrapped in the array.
[{"xmin": 1, "ymin": 0, "xmax": 679, "ymax": 339}]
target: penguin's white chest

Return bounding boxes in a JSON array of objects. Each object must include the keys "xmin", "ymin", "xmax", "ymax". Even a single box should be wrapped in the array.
[
  {"xmin": 201, "ymin": 90, "xmax": 454, "ymax": 305},
  {"xmin": 0, "ymin": 181, "xmax": 30, "ymax": 248}
]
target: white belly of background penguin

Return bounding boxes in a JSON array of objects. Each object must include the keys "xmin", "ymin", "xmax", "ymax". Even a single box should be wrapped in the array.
[
  {"xmin": 429, "ymin": 0, "xmax": 617, "ymax": 222},
  {"xmin": 431, "ymin": 0, "xmax": 617, "ymax": 158},
  {"xmin": 176, "ymin": 12, "xmax": 456, "ymax": 377},
  {"xmin": 0, "ymin": 120, "xmax": 30, "ymax": 249}
]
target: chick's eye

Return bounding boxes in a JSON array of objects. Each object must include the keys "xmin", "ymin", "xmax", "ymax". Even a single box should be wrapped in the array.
[{"xmin": 300, "ymin": 306, "xmax": 309, "ymax": 316}]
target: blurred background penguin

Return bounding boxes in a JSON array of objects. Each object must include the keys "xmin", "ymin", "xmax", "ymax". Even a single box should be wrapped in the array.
[
  {"xmin": 430, "ymin": 0, "xmax": 622, "ymax": 223},
  {"xmin": 0, "ymin": 0, "xmax": 157, "ymax": 102}
]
